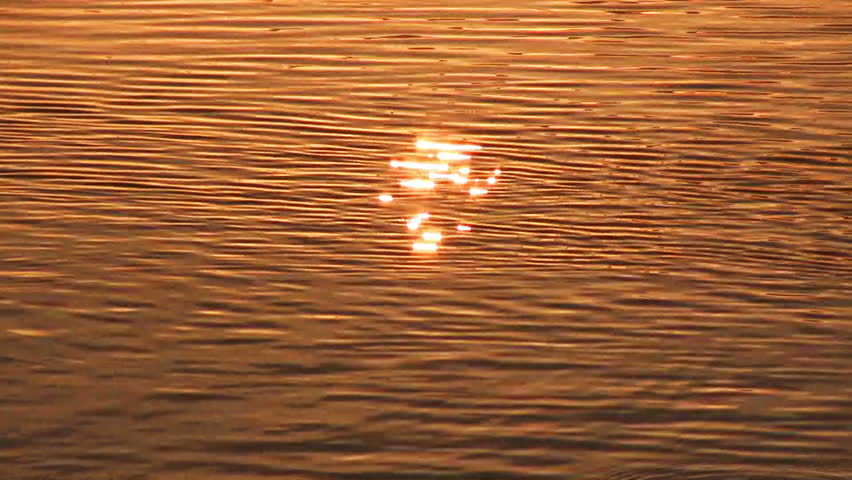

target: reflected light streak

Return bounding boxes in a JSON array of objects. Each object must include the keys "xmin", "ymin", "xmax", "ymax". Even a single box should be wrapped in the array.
[
  {"xmin": 392, "ymin": 159, "xmax": 450, "ymax": 172},
  {"xmin": 412, "ymin": 241, "xmax": 439, "ymax": 253},
  {"xmin": 416, "ymin": 139, "xmax": 482, "ymax": 152},
  {"xmin": 378, "ymin": 193, "xmax": 393, "ymax": 203},
  {"xmin": 428, "ymin": 171, "xmax": 469, "ymax": 185},
  {"xmin": 486, "ymin": 176, "xmax": 497, "ymax": 185},
  {"xmin": 400, "ymin": 178, "xmax": 436, "ymax": 189},
  {"xmin": 456, "ymin": 224, "xmax": 472, "ymax": 232},
  {"xmin": 436, "ymin": 152, "xmax": 471, "ymax": 161},
  {"xmin": 469, "ymin": 186, "xmax": 488, "ymax": 196},
  {"xmin": 421, "ymin": 231, "xmax": 442, "ymax": 242},
  {"xmin": 407, "ymin": 216, "xmax": 422, "ymax": 230},
  {"xmin": 451, "ymin": 173, "xmax": 468, "ymax": 185},
  {"xmin": 406, "ymin": 212, "xmax": 430, "ymax": 231}
]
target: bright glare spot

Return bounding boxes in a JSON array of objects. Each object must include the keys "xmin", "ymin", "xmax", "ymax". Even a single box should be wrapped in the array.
[
  {"xmin": 436, "ymin": 152, "xmax": 471, "ymax": 162},
  {"xmin": 421, "ymin": 231, "xmax": 442, "ymax": 242},
  {"xmin": 412, "ymin": 241, "xmax": 439, "ymax": 253},
  {"xmin": 406, "ymin": 212, "xmax": 430, "ymax": 230},
  {"xmin": 416, "ymin": 139, "xmax": 482, "ymax": 152},
  {"xmin": 450, "ymin": 173, "xmax": 469, "ymax": 185},
  {"xmin": 394, "ymin": 160, "xmax": 449, "ymax": 172},
  {"xmin": 400, "ymin": 178, "xmax": 435, "ymax": 189},
  {"xmin": 407, "ymin": 216, "xmax": 422, "ymax": 230},
  {"xmin": 381, "ymin": 137, "xmax": 500, "ymax": 251}
]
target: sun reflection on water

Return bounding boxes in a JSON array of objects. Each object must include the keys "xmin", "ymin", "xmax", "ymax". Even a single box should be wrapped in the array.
[{"xmin": 378, "ymin": 137, "xmax": 500, "ymax": 253}]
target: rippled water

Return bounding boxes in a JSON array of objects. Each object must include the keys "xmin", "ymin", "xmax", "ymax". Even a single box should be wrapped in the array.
[{"xmin": 1, "ymin": 1, "xmax": 850, "ymax": 479}]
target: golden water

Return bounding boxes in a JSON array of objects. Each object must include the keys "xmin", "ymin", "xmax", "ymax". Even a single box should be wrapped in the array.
[{"xmin": 1, "ymin": 1, "xmax": 850, "ymax": 479}]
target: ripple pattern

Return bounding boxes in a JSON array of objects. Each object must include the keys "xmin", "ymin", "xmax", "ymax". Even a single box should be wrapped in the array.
[{"xmin": 0, "ymin": 1, "xmax": 850, "ymax": 479}]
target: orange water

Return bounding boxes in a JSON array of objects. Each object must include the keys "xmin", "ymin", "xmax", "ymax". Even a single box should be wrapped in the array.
[{"xmin": 1, "ymin": 1, "xmax": 849, "ymax": 479}]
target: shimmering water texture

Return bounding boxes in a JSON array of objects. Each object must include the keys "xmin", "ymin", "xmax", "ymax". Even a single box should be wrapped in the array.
[
  {"xmin": 1, "ymin": 1, "xmax": 851, "ymax": 480},
  {"xmin": 380, "ymin": 138, "xmax": 500, "ymax": 252}
]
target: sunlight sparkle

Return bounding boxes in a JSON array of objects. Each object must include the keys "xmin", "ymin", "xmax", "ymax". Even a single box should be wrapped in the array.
[
  {"xmin": 412, "ymin": 241, "xmax": 439, "ymax": 253},
  {"xmin": 421, "ymin": 231, "xmax": 443, "ymax": 242},
  {"xmin": 416, "ymin": 139, "xmax": 482, "ymax": 152},
  {"xmin": 400, "ymin": 178, "xmax": 436, "ymax": 189}
]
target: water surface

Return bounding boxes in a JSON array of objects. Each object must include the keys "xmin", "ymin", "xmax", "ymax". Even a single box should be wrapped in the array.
[{"xmin": 0, "ymin": 1, "xmax": 850, "ymax": 479}]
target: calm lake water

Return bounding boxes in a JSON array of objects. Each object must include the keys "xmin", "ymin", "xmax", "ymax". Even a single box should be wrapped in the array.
[{"xmin": 1, "ymin": 1, "xmax": 850, "ymax": 479}]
